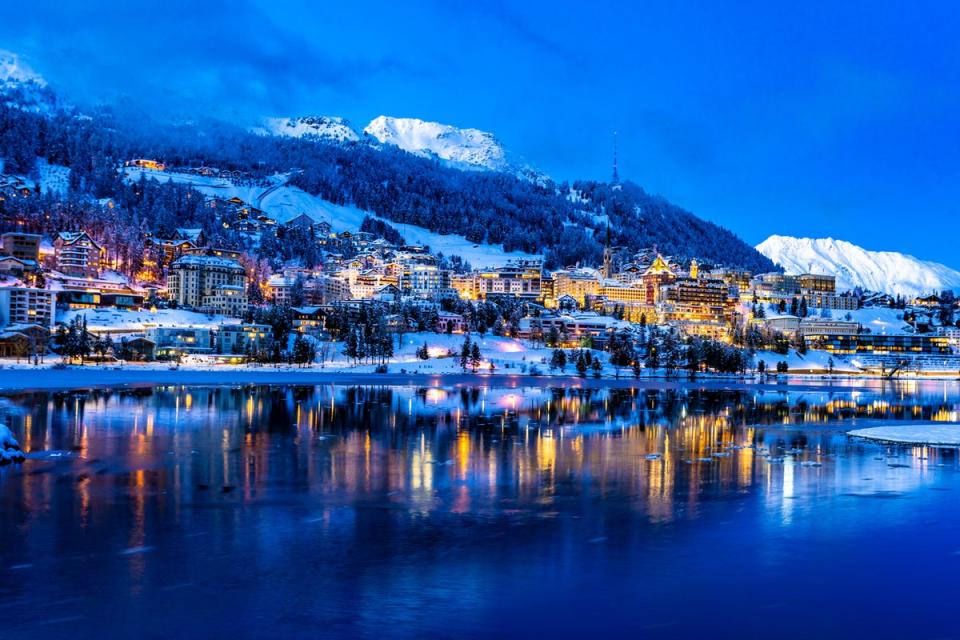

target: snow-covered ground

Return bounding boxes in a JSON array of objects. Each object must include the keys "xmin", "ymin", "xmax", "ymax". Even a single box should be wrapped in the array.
[
  {"xmin": 380, "ymin": 221, "xmax": 541, "ymax": 268},
  {"xmin": 757, "ymin": 235, "xmax": 960, "ymax": 297},
  {"xmin": 753, "ymin": 348, "xmax": 858, "ymax": 374},
  {"xmin": 123, "ymin": 167, "xmax": 540, "ymax": 268},
  {"xmin": 59, "ymin": 307, "xmax": 242, "ymax": 334},
  {"xmin": 844, "ymin": 307, "xmax": 913, "ymax": 335},
  {"xmin": 848, "ymin": 424, "xmax": 960, "ymax": 446},
  {"xmin": 319, "ymin": 333, "xmax": 574, "ymax": 375},
  {"xmin": 35, "ymin": 157, "xmax": 70, "ymax": 194},
  {"xmin": 0, "ymin": 157, "xmax": 70, "ymax": 195}
]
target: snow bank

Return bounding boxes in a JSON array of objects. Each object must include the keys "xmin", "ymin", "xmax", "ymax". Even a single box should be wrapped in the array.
[
  {"xmin": 848, "ymin": 424, "xmax": 960, "ymax": 446},
  {"xmin": 0, "ymin": 423, "xmax": 24, "ymax": 464}
]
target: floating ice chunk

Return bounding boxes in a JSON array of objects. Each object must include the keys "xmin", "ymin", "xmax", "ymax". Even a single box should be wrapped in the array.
[
  {"xmin": 849, "ymin": 424, "xmax": 960, "ymax": 446},
  {"xmin": 0, "ymin": 423, "xmax": 24, "ymax": 464},
  {"xmin": 119, "ymin": 546, "xmax": 153, "ymax": 556}
]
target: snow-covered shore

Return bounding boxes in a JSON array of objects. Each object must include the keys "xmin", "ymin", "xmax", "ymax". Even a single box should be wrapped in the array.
[
  {"xmin": 0, "ymin": 331, "xmax": 954, "ymax": 391},
  {"xmin": 0, "ymin": 361, "xmax": 934, "ymax": 393}
]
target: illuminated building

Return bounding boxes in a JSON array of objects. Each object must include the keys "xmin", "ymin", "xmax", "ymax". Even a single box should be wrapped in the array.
[
  {"xmin": 639, "ymin": 254, "xmax": 676, "ymax": 303},
  {"xmin": 216, "ymin": 323, "xmax": 273, "ymax": 353},
  {"xmin": 291, "ymin": 306, "xmax": 326, "ymax": 335},
  {"xmin": 436, "ymin": 311, "xmax": 466, "ymax": 333},
  {"xmin": 553, "ymin": 270, "xmax": 600, "ymax": 306},
  {"xmin": 127, "ymin": 158, "xmax": 166, "ymax": 171},
  {"xmin": 475, "ymin": 260, "xmax": 544, "ymax": 301},
  {"xmin": 54, "ymin": 231, "xmax": 104, "ymax": 278},
  {"xmin": 400, "ymin": 264, "xmax": 452, "ymax": 297},
  {"xmin": 0, "ymin": 232, "xmax": 41, "ymax": 262},
  {"xmin": 167, "ymin": 255, "xmax": 248, "ymax": 317},
  {"xmin": 147, "ymin": 326, "xmax": 214, "ymax": 357},
  {"xmin": 805, "ymin": 333, "xmax": 951, "ymax": 355},
  {"xmin": 0, "ymin": 287, "xmax": 55, "ymax": 328}
]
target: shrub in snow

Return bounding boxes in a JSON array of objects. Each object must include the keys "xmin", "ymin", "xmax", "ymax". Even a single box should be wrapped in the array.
[{"xmin": 0, "ymin": 424, "xmax": 24, "ymax": 465}]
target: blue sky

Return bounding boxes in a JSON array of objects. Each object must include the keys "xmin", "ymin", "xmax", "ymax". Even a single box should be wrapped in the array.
[{"xmin": 3, "ymin": 1, "xmax": 959, "ymax": 265}]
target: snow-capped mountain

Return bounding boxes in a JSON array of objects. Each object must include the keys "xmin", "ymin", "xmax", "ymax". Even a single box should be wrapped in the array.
[
  {"xmin": 363, "ymin": 115, "xmax": 511, "ymax": 172},
  {"xmin": 756, "ymin": 235, "xmax": 960, "ymax": 297},
  {"xmin": 258, "ymin": 115, "xmax": 360, "ymax": 143},
  {"xmin": 0, "ymin": 50, "xmax": 46, "ymax": 88},
  {"xmin": 0, "ymin": 49, "xmax": 56, "ymax": 113}
]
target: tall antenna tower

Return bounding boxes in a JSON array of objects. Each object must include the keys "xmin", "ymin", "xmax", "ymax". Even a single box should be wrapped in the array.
[{"xmin": 612, "ymin": 130, "xmax": 620, "ymax": 184}]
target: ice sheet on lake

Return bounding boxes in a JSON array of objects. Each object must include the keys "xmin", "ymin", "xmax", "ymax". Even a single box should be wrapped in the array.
[{"xmin": 848, "ymin": 424, "xmax": 960, "ymax": 446}]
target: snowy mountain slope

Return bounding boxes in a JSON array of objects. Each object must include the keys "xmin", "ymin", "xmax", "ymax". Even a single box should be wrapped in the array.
[
  {"xmin": 364, "ymin": 115, "xmax": 510, "ymax": 172},
  {"xmin": 256, "ymin": 115, "xmax": 360, "ymax": 143},
  {"xmin": 0, "ymin": 49, "xmax": 55, "ymax": 113},
  {"xmin": 0, "ymin": 50, "xmax": 46, "ymax": 87},
  {"xmin": 123, "ymin": 167, "xmax": 540, "ymax": 268},
  {"xmin": 756, "ymin": 235, "xmax": 960, "ymax": 296}
]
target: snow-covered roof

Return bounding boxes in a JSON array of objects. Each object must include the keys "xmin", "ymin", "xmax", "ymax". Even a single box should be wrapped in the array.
[{"xmin": 172, "ymin": 254, "xmax": 244, "ymax": 270}]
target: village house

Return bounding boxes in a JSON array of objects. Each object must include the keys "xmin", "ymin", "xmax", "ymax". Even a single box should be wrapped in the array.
[{"xmin": 54, "ymin": 231, "xmax": 103, "ymax": 278}]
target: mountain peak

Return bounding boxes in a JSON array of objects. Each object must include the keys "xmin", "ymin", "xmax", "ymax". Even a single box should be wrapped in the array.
[
  {"xmin": 756, "ymin": 235, "xmax": 960, "ymax": 296},
  {"xmin": 0, "ymin": 50, "xmax": 46, "ymax": 87},
  {"xmin": 257, "ymin": 115, "xmax": 360, "ymax": 143},
  {"xmin": 363, "ymin": 115, "xmax": 510, "ymax": 172}
]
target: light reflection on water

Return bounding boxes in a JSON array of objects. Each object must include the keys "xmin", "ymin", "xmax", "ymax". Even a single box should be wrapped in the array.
[{"xmin": 1, "ymin": 380, "xmax": 960, "ymax": 638}]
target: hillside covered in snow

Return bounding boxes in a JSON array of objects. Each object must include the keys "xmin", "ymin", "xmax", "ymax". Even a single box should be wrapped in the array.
[
  {"xmin": 0, "ymin": 49, "xmax": 55, "ymax": 113},
  {"xmin": 0, "ymin": 49, "xmax": 776, "ymax": 274},
  {"xmin": 363, "ymin": 115, "xmax": 510, "ymax": 172},
  {"xmin": 257, "ymin": 116, "xmax": 360, "ymax": 143},
  {"xmin": 756, "ymin": 235, "xmax": 960, "ymax": 297}
]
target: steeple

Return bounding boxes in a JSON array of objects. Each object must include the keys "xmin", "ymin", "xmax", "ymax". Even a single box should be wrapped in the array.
[{"xmin": 602, "ymin": 224, "xmax": 613, "ymax": 279}]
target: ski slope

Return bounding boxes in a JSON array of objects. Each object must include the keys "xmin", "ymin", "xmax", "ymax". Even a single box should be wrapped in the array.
[{"xmin": 123, "ymin": 167, "xmax": 540, "ymax": 267}]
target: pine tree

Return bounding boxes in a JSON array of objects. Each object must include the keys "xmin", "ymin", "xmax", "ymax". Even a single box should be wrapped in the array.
[
  {"xmin": 575, "ymin": 351, "xmax": 587, "ymax": 377},
  {"xmin": 549, "ymin": 348, "xmax": 567, "ymax": 372},
  {"xmin": 470, "ymin": 342, "xmax": 482, "ymax": 373},
  {"xmin": 290, "ymin": 274, "xmax": 306, "ymax": 307},
  {"xmin": 459, "ymin": 335, "xmax": 472, "ymax": 372},
  {"xmin": 590, "ymin": 358, "xmax": 603, "ymax": 378}
]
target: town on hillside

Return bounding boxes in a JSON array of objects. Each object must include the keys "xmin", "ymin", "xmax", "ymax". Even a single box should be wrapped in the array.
[{"xmin": 0, "ymin": 159, "xmax": 958, "ymax": 376}]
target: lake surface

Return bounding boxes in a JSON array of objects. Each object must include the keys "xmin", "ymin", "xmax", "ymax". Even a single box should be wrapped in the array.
[{"xmin": 2, "ymin": 379, "xmax": 960, "ymax": 639}]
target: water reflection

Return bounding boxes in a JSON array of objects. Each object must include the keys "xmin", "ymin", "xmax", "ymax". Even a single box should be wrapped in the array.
[
  {"xmin": 1, "ymin": 380, "xmax": 959, "ymax": 638},
  {"xmin": 4, "ymin": 383, "xmax": 960, "ymax": 520}
]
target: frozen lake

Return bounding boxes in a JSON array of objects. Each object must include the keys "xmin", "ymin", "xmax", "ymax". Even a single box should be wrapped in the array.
[{"xmin": 2, "ymin": 380, "xmax": 960, "ymax": 638}]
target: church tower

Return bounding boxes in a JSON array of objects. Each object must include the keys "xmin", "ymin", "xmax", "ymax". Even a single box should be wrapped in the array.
[{"xmin": 602, "ymin": 224, "xmax": 613, "ymax": 279}]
